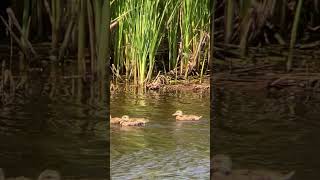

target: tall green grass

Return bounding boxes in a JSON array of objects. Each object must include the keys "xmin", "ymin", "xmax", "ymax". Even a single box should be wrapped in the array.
[
  {"xmin": 111, "ymin": 0, "xmax": 210, "ymax": 85},
  {"xmin": 166, "ymin": 0, "xmax": 180, "ymax": 72}
]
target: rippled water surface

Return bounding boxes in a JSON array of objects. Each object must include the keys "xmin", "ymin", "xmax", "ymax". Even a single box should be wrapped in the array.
[
  {"xmin": 111, "ymin": 90, "xmax": 210, "ymax": 179},
  {"xmin": 0, "ymin": 81, "xmax": 108, "ymax": 178},
  {"xmin": 213, "ymin": 86, "xmax": 320, "ymax": 179}
]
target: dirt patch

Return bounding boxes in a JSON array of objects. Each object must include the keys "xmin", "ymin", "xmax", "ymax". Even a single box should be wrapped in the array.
[
  {"xmin": 111, "ymin": 77, "xmax": 210, "ymax": 93},
  {"xmin": 160, "ymin": 82, "xmax": 210, "ymax": 92}
]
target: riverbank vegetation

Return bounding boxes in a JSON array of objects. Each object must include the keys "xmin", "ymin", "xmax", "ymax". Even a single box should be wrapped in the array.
[
  {"xmin": 212, "ymin": 0, "xmax": 320, "ymax": 72},
  {"xmin": 0, "ymin": 0, "xmax": 110, "ymax": 105},
  {"xmin": 1, "ymin": 0, "xmax": 320, "ymax": 97},
  {"xmin": 110, "ymin": 0, "xmax": 211, "ymax": 86},
  {"xmin": 211, "ymin": 0, "xmax": 320, "ymax": 94},
  {"xmin": 110, "ymin": 0, "xmax": 320, "ymax": 88}
]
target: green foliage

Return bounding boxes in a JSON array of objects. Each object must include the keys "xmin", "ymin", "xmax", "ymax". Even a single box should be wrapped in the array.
[
  {"xmin": 288, "ymin": 0, "xmax": 303, "ymax": 71},
  {"xmin": 111, "ymin": 0, "xmax": 210, "ymax": 85}
]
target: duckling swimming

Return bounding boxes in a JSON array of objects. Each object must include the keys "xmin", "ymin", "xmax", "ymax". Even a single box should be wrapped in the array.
[
  {"xmin": 38, "ymin": 169, "xmax": 61, "ymax": 180},
  {"xmin": 110, "ymin": 115, "xmax": 122, "ymax": 124},
  {"xmin": 119, "ymin": 115, "xmax": 149, "ymax": 127},
  {"xmin": 0, "ymin": 168, "xmax": 4, "ymax": 180},
  {"xmin": 212, "ymin": 154, "xmax": 295, "ymax": 180},
  {"xmin": 172, "ymin": 110, "xmax": 202, "ymax": 121},
  {"xmin": 212, "ymin": 154, "xmax": 232, "ymax": 175}
]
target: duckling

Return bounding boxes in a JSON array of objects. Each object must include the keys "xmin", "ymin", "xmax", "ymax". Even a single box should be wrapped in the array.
[
  {"xmin": 38, "ymin": 169, "xmax": 61, "ymax": 180},
  {"xmin": 212, "ymin": 154, "xmax": 232, "ymax": 175},
  {"xmin": 0, "ymin": 168, "xmax": 4, "ymax": 180},
  {"xmin": 110, "ymin": 115, "xmax": 122, "ymax": 124},
  {"xmin": 172, "ymin": 110, "xmax": 202, "ymax": 121},
  {"xmin": 212, "ymin": 154, "xmax": 295, "ymax": 180},
  {"xmin": 119, "ymin": 115, "xmax": 149, "ymax": 127}
]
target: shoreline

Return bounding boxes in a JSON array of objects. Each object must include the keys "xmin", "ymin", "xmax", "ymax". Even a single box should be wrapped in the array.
[{"xmin": 111, "ymin": 76, "xmax": 210, "ymax": 93}]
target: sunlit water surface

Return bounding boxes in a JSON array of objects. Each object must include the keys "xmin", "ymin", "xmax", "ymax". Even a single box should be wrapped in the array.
[{"xmin": 111, "ymin": 91, "xmax": 210, "ymax": 179}]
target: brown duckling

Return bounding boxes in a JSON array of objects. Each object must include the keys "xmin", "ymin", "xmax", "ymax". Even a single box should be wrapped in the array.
[
  {"xmin": 38, "ymin": 169, "xmax": 61, "ymax": 180},
  {"xmin": 212, "ymin": 154, "xmax": 232, "ymax": 175},
  {"xmin": 212, "ymin": 154, "xmax": 295, "ymax": 180},
  {"xmin": 110, "ymin": 115, "xmax": 122, "ymax": 124},
  {"xmin": 119, "ymin": 115, "xmax": 149, "ymax": 127},
  {"xmin": 0, "ymin": 168, "xmax": 4, "ymax": 180},
  {"xmin": 172, "ymin": 110, "xmax": 202, "ymax": 121}
]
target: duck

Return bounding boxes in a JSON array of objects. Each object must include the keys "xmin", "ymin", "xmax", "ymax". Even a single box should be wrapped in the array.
[
  {"xmin": 110, "ymin": 115, "xmax": 122, "ymax": 124},
  {"xmin": 172, "ymin": 110, "xmax": 202, "ymax": 121},
  {"xmin": 212, "ymin": 154, "xmax": 232, "ymax": 175},
  {"xmin": 119, "ymin": 115, "xmax": 149, "ymax": 127},
  {"xmin": 0, "ymin": 168, "xmax": 4, "ymax": 180},
  {"xmin": 212, "ymin": 154, "xmax": 295, "ymax": 180},
  {"xmin": 37, "ymin": 169, "xmax": 61, "ymax": 180}
]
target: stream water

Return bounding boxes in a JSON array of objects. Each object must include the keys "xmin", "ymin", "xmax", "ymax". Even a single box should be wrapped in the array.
[
  {"xmin": 0, "ymin": 79, "xmax": 108, "ymax": 179},
  {"xmin": 213, "ymin": 86, "xmax": 320, "ymax": 179},
  {"xmin": 110, "ymin": 90, "xmax": 210, "ymax": 179}
]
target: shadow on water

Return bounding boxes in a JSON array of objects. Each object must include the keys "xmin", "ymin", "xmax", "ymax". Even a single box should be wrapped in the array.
[
  {"xmin": 213, "ymin": 86, "xmax": 320, "ymax": 179},
  {"xmin": 0, "ymin": 68, "xmax": 108, "ymax": 179},
  {"xmin": 111, "ymin": 90, "xmax": 210, "ymax": 179}
]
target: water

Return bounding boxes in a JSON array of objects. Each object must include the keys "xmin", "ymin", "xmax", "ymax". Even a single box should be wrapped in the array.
[
  {"xmin": 110, "ymin": 90, "xmax": 210, "ymax": 179},
  {"xmin": 213, "ymin": 86, "xmax": 320, "ymax": 179},
  {"xmin": 0, "ymin": 78, "xmax": 108, "ymax": 179}
]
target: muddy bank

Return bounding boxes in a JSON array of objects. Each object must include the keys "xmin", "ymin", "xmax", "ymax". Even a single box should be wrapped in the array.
[
  {"xmin": 160, "ymin": 82, "xmax": 210, "ymax": 92},
  {"xmin": 111, "ymin": 76, "xmax": 210, "ymax": 93}
]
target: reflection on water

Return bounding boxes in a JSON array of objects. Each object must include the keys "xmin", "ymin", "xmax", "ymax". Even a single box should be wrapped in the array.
[
  {"xmin": 0, "ymin": 75, "xmax": 108, "ymax": 178},
  {"xmin": 213, "ymin": 86, "xmax": 320, "ymax": 179},
  {"xmin": 111, "ymin": 90, "xmax": 210, "ymax": 179}
]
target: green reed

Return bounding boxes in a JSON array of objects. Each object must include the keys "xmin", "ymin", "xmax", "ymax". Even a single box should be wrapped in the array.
[
  {"xmin": 177, "ymin": 0, "xmax": 210, "ymax": 78},
  {"xmin": 112, "ymin": 0, "xmax": 169, "ymax": 85},
  {"xmin": 111, "ymin": 0, "xmax": 210, "ymax": 85},
  {"xmin": 166, "ymin": 0, "xmax": 180, "ymax": 72},
  {"xmin": 20, "ymin": 0, "xmax": 31, "ymax": 71},
  {"xmin": 225, "ymin": 0, "xmax": 233, "ymax": 44},
  {"xmin": 287, "ymin": 0, "xmax": 303, "ymax": 71}
]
